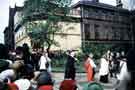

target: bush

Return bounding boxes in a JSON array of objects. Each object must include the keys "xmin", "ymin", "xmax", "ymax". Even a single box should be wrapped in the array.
[
  {"xmin": 50, "ymin": 51, "xmax": 67, "ymax": 67},
  {"xmin": 82, "ymin": 43, "xmax": 113, "ymax": 59}
]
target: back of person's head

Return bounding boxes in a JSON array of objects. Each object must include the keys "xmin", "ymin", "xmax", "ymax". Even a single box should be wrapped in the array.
[
  {"xmin": 22, "ymin": 43, "xmax": 30, "ymax": 57},
  {"xmin": 43, "ymin": 51, "xmax": 48, "ymax": 57},
  {"xmin": 37, "ymin": 71, "xmax": 53, "ymax": 86},
  {"xmin": 84, "ymin": 82, "xmax": 104, "ymax": 90},
  {"xmin": 120, "ymin": 51, "xmax": 126, "ymax": 59},
  {"xmin": 21, "ymin": 64, "xmax": 34, "ymax": 80},
  {"xmin": 15, "ymin": 46, "xmax": 23, "ymax": 55},
  {"xmin": 69, "ymin": 50, "xmax": 76, "ymax": 57},
  {"xmin": 22, "ymin": 43, "xmax": 29, "ymax": 51},
  {"xmin": 84, "ymin": 54, "xmax": 89, "ymax": 61},
  {"xmin": 60, "ymin": 79, "xmax": 77, "ymax": 90},
  {"xmin": 89, "ymin": 53, "xmax": 94, "ymax": 58},
  {"xmin": 116, "ymin": 52, "xmax": 120, "ymax": 58},
  {"xmin": 102, "ymin": 53, "xmax": 107, "ymax": 60},
  {"xmin": 14, "ymin": 78, "xmax": 31, "ymax": 90}
]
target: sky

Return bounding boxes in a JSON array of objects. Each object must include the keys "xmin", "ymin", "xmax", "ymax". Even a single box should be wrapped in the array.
[{"xmin": 0, "ymin": 0, "xmax": 122, "ymax": 43}]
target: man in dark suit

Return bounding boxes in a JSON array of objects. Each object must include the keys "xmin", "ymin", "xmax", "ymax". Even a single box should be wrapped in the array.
[{"xmin": 64, "ymin": 50, "xmax": 77, "ymax": 80}]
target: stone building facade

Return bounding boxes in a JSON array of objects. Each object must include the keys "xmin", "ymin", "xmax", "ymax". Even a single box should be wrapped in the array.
[
  {"xmin": 14, "ymin": 9, "xmax": 81, "ymax": 50},
  {"xmin": 4, "ymin": 0, "xmax": 135, "ymax": 51},
  {"xmin": 73, "ymin": 0, "xmax": 134, "ymax": 50}
]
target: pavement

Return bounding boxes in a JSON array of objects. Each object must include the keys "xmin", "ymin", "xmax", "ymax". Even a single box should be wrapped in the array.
[{"xmin": 52, "ymin": 72, "xmax": 117, "ymax": 90}]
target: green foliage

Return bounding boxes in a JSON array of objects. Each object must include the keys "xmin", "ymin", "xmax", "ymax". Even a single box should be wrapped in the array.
[
  {"xmin": 23, "ymin": 0, "xmax": 72, "ymax": 49},
  {"xmin": 82, "ymin": 42, "xmax": 132, "ymax": 59},
  {"xmin": 23, "ymin": 0, "xmax": 72, "ymax": 20},
  {"xmin": 25, "ymin": 20, "xmax": 60, "ymax": 48},
  {"xmin": 82, "ymin": 43, "xmax": 113, "ymax": 59},
  {"xmin": 51, "ymin": 51, "xmax": 85, "ymax": 72}
]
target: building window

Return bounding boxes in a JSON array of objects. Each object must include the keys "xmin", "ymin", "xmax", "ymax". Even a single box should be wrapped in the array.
[
  {"xmin": 94, "ymin": 24, "xmax": 99, "ymax": 39},
  {"xmin": 84, "ymin": 24, "xmax": 90, "ymax": 40}
]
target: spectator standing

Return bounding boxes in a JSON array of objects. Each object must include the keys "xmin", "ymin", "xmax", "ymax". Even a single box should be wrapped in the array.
[
  {"xmin": 31, "ymin": 49, "xmax": 39, "ymax": 71},
  {"xmin": 115, "ymin": 56, "xmax": 130, "ymax": 90},
  {"xmin": 39, "ymin": 51, "xmax": 51, "ymax": 72},
  {"xmin": 22, "ymin": 43, "xmax": 34, "ymax": 66},
  {"xmin": 108, "ymin": 52, "xmax": 114, "ymax": 78},
  {"xmin": 64, "ymin": 50, "xmax": 77, "ymax": 80},
  {"xmin": 126, "ymin": 48, "xmax": 135, "ymax": 90}
]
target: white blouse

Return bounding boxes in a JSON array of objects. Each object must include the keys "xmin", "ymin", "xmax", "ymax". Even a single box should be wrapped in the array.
[{"xmin": 99, "ymin": 58, "xmax": 109, "ymax": 76}]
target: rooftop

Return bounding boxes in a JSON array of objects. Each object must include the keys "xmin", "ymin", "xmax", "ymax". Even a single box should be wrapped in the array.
[{"xmin": 72, "ymin": 0, "xmax": 129, "ymax": 14}]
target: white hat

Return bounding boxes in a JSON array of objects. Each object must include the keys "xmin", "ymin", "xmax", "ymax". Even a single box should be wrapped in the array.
[{"xmin": 14, "ymin": 79, "xmax": 31, "ymax": 90}]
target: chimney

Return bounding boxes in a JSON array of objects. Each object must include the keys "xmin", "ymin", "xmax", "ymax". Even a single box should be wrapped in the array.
[{"xmin": 116, "ymin": 0, "xmax": 123, "ymax": 8}]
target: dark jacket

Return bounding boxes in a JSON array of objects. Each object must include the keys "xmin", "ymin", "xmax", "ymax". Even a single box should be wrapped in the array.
[
  {"xmin": 37, "ymin": 71, "xmax": 53, "ymax": 86},
  {"xmin": 64, "ymin": 55, "xmax": 76, "ymax": 80}
]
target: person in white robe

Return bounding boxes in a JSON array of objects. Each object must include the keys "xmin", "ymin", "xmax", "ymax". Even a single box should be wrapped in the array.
[
  {"xmin": 39, "ymin": 51, "xmax": 51, "ymax": 72},
  {"xmin": 99, "ymin": 54, "xmax": 109, "ymax": 83},
  {"xmin": 115, "ymin": 58, "xmax": 131, "ymax": 90}
]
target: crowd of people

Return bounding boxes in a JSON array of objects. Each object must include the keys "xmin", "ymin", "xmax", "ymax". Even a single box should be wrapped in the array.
[
  {"xmin": 0, "ymin": 43, "xmax": 135, "ymax": 90},
  {"xmin": 83, "ymin": 49, "xmax": 135, "ymax": 90},
  {"xmin": 0, "ymin": 43, "xmax": 54, "ymax": 90}
]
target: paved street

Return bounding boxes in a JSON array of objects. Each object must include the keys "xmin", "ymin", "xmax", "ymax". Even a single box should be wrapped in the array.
[{"xmin": 52, "ymin": 72, "xmax": 117, "ymax": 90}]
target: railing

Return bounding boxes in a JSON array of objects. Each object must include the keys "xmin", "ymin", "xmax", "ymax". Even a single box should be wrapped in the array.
[
  {"xmin": 68, "ymin": 9, "xmax": 81, "ymax": 17},
  {"xmin": 82, "ymin": 40, "xmax": 133, "ymax": 44}
]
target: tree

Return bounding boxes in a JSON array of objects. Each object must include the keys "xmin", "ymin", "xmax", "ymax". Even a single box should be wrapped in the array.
[{"xmin": 22, "ymin": 0, "xmax": 72, "ymax": 53}]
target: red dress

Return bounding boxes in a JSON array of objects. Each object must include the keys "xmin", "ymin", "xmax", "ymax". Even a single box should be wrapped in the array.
[{"xmin": 84, "ymin": 58, "xmax": 93, "ymax": 82}]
